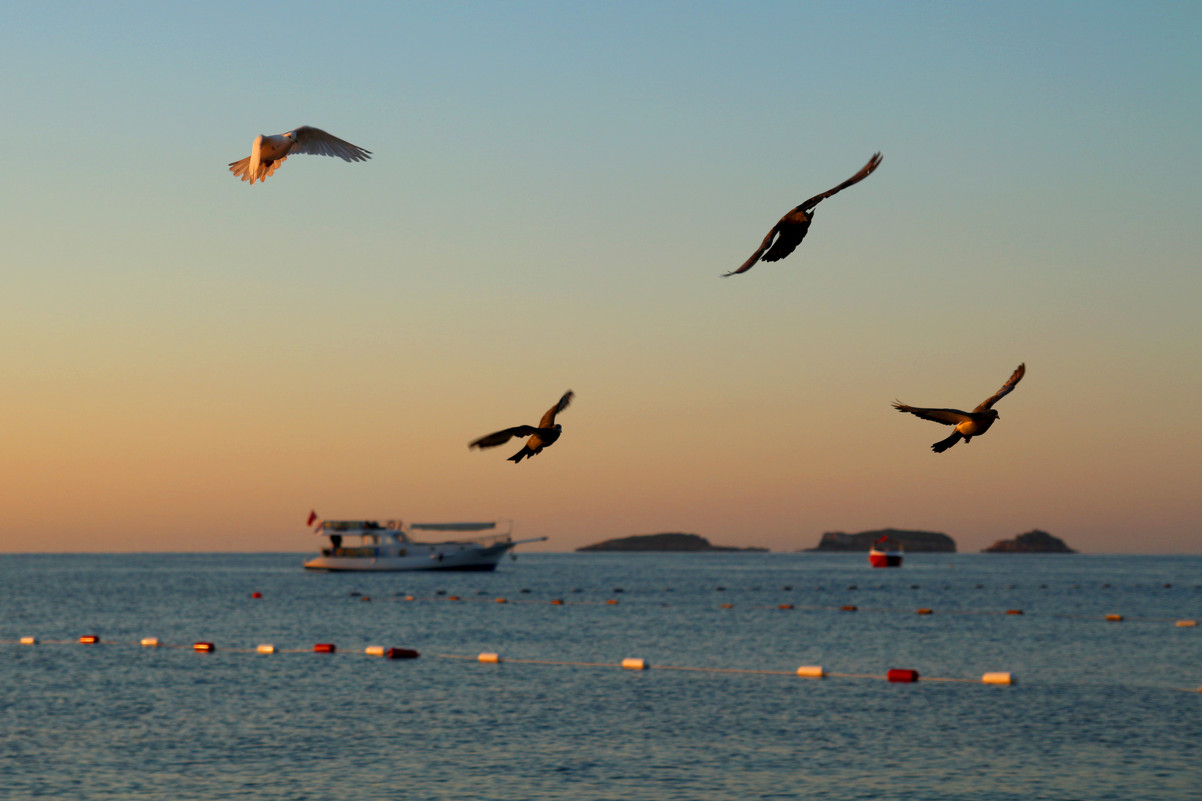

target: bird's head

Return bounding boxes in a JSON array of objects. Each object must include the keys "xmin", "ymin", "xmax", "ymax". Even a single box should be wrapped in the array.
[{"xmin": 985, "ymin": 410, "xmax": 1000, "ymax": 421}]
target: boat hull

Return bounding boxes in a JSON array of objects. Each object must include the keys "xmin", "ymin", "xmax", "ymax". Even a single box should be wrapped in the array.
[
  {"xmin": 869, "ymin": 548, "xmax": 903, "ymax": 568},
  {"xmin": 304, "ymin": 542, "xmax": 513, "ymax": 572}
]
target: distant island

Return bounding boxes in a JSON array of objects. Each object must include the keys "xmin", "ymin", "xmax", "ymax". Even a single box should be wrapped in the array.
[
  {"xmin": 804, "ymin": 528, "xmax": 957, "ymax": 553},
  {"xmin": 577, "ymin": 533, "xmax": 768, "ymax": 552},
  {"xmin": 982, "ymin": 529, "xmax": 1077, "ymax": 553}
]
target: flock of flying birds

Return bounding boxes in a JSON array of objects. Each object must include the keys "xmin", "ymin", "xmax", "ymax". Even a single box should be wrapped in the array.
[{"xmin": 229, "ymin": 127, "xmax": 1026, "ymax": 462}]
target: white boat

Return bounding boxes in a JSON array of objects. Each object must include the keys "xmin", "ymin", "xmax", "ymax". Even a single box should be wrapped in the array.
[{"xmin": 303, "ymin": 519, "xmax": 545, "ymax": 572}]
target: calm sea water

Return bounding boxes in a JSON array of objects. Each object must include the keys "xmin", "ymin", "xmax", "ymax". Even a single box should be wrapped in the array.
[{"xmin": 1, "ymin": 552, "xmax": 1198, "ymax": 800}]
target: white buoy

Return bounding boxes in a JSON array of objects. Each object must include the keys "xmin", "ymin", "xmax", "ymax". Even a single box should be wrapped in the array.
[
  {"xmin": 796, "ymin": 665, "xmax": 825, "ymax": 678},
  {"xmin": 257, "ymin": 644, "xmax": 276, "ymax": 654},
  {"xmin": 19, "ymin": 636, "xmax": 37, "ymax": 645},
  {"xmin": 140, "ymin": 637, "xmax": 161, "ymax": 647},
  {"xmin": 982, "ymin": 672, "xmax": 1015, "ymax": 685},
  {"xmin": 365, "ymin": 645, "xmax": 386, "ymax": 656},
  {"xmin": 478, "ymin": 652, "xmax": 502, "ymax": 663},
  {"xmin": 621, "ymin": 657, "xmax": 649, "ymax": 670}
]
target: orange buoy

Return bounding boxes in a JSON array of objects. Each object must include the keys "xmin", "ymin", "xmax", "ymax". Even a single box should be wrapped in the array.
[
  {"xmin": 1106, "ymin": 614, "xmax": 1123, "ymax": 622},
  {"xmin": 551, "ymin": 599, "xmax": 564, "ymax": 605},
  {"xmin": 19, "ymin": 636, "xmax": 38, "ymax": 645},
  {"xmin": 916, "ymin": 608, "xmax": 933, "ymax": 615},
  {"xmin": 365, "ymin": 645, "xmax": 386, "ymax": 656},
  {"xmin": 79, "ymin": 635, "xmax": 99, "ymax": 644},
  {"xmin": 478, "ymin": 652, "xmax": 502, "ymax": 663},
  {"xmin": 796, "ymin": 665, "xmax": 825, "ymax": 678},
  {"xmin": 448, "ymin": 596, "xmax": 460, "ymax": 601},
  {"xmin": 841, "ymin": 605, "xmax": 858, "ymax": 612},
  {"xmin": 621, "ymin": 657, "xmax": 649, "ymax": 670},
  {"xmin": 140, "ymin": 637, "xmax": 161, "ymax": 647},
  {"xmin": 779, "ymin": 604, "xmax": 794, "ymax": 610},
  {"xmin": 495, "ymin": 598, "xmax": 508, "ymax": 604},
  {"xmin": 720, "ymin": 603, "xmax": 734, "ymax": 609},
  {"xmin": 314, "ymin": 643, "xmax": 336, "ymax": 653},
  {"xmin": 606, "ymin": 599, "xmax": 619, "ymax": 605},
  {"xmin": 982, "ymin": 672, "xmax": 1014, "ymax": 685},
  {"xmin": 887, "ymin": 669, "xmax": 920, "ymax": 683},
  {"xmin": 193, "ymin": 642, "xmax": 215, "ymax": 652},
  {"xmin": 257, "ymin": 644, "xmax": 276, "ymax": 654},
  {"xmin": 385, "ymin": 648, "xmax": 420, "ymax": 659}
]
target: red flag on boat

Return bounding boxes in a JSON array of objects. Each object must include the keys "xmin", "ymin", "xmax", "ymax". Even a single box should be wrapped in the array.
[{"xmin": 307, "ymin": 510, "xmax": 319, "ymax": 527}]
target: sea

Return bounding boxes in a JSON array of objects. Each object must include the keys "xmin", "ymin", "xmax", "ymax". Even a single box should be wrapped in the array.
[{"xmin": 1, "ymin": 552, "xmax": 1198, "ymax": 801}]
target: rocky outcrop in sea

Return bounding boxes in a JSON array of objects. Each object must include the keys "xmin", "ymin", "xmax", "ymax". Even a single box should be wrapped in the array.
[
  {"xmin": 577, "ymin": 533, "xmax": 768, "ymax": 552},
  {"xmin": 982, "ymin": 529, "xmax": 1077, "ymax": 553},
  {"xmin": 804, "ymin": 528, "xmax": 956, "ymax": 552}
]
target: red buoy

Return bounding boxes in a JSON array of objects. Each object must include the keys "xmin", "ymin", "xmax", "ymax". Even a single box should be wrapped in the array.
[
  {"xmin": 314, "ymin": 643, "xmax": 336, "ymax": 653},
  {"xmin": 251, "ymin": 592, "xmax": 263, "ymax": 599},
  {"xmin": 385, "ymin": 648, "xmax": 420, "ymax": 659},
  {"xmin": 841, "ymin": 605, "xmax": 858, "ymax": 612},
  {"xmin": 887, "ymin": 669, "xmax": 920, "ymax": 683}
]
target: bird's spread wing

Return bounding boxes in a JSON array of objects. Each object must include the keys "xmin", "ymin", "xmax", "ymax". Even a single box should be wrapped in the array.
[
  {"xmin": 794, "ymin": 152, "xmax": 882, "ymax": 212},
  {"xmin": 288, "ymin": 126, "xmax": 372, "ymax": 162},
  {"xmin": 725, "ymin": 223, "xmax": 782, "ymax": 276},
  {"xmin": 892, "ymin": 402, "xmax": 971, "ymax": 426},
  {"xmin": 974, "ymin": 363, "xmax": 1026, "ymax": 412},
  {"xmin": 538, "ymin": 390, "xmax": 574, "ymax": 428},
  {"xmin": 470, "ymin": 426, "xmax": 539, "ymax": 449}
]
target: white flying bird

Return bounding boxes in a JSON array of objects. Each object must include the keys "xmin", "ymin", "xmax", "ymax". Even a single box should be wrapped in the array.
[
  {"xmin": 228, "ymin": 126, "xmax": 372, "ymax": 185},
  {"xmin": 893, "ymin": 363, "xmax": 1026, "ymax": 453},
  {"xmin": 470, "ymin": 391, "xmax": 574, "ymax": 464}
]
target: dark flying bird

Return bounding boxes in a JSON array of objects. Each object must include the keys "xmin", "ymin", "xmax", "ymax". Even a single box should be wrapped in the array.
[
  {"xmin": 725, "ymin": 152, "xmax": 883, "ymax": 276},
  {"xmin": 470, "ymin": 391, "xmax": 575, "ymax": 463},
  {"xmin": 228, "ymin": 126, "xmax": 372, "ymax": 185},
  {"xmin": 893, "ymin": 363, "xmax": 1026, "ymax": 453}
]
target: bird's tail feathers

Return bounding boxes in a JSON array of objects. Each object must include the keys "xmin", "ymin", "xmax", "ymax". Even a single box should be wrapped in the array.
[
  {"xmin": 508, "ymin": 447, "xmax": 535, "ymax": 463},
  {"xmin": 227, "ymin": 156, "xmax": 286, "ymax": 184},
  {"xmin": 931, "ymin": 431, "xmax": 962, "ymax": 453}
]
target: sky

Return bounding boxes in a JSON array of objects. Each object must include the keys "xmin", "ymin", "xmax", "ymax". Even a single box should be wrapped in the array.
[{"xmin": 2, "ymin": 1, "xmax": 1200, "ymax": 554}]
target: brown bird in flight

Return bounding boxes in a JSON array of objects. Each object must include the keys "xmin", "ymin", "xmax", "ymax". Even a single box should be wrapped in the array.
[
  {"xmin": 725, "ymin": 152, "xmax": 883, "ymax": 276},
  {"xmin": 893, "ymin": 363, "xmax": 1026, "ymax": 453},
  {"xmin": 470, "ymin": 391, "xmax": 574, "ymax": 463},
  {"xmin": 228, "ymin": 126, "xmax": 372, "ymax": 185}
]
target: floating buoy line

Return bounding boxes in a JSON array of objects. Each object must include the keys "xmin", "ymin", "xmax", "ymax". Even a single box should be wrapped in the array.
[
  {"xmin": 6, "ymin": 635, "xmax": 1201, "ymax": 692},
  {"xmin": 350, "ymin": 590, "xmax": 1199, "ymax": 626}
]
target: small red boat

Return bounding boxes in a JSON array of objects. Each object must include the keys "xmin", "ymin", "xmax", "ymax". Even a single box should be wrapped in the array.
[{"xmin": 869, "ymin": 536, "xmax": 903, "ymax": 568}]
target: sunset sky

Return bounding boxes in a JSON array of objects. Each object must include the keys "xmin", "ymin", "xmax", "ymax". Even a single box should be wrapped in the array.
[{"xmin": 3, "ymin": 2, "xmax": 1199, "ymax": 554}]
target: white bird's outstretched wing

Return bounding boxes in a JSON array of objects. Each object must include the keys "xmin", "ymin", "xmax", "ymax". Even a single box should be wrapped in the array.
[
  {"xmin": 891, "ymin": 402, "xmax": 971, "ymax": 426},
  {"xmin": 974, "ymin": 363, "xmax": 1026, "ymax": 412},
  {"xmin": 288, "ymin": 126, "xmax": 372, "ymax": 162}
]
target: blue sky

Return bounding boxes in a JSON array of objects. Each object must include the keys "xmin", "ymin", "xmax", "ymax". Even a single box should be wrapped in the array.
[{"xmin": 3, "ymin": 2, "xmax": 1200, "ymax": 553}]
